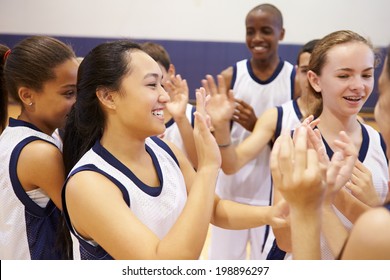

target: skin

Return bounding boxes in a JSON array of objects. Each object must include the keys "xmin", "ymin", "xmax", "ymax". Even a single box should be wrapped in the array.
[
  {"xmin": 65, "ymin": 51, "xmax": 289, "ymax": 260},
  {"xmin": 16, "ymin": 58, "xmax": 78, "ymax": 210},
  {"xmin": 271, "ymin": 127, "xmax": 357, "ymax": 259},
  {"xmin": 160, "ymin": 64, "xmax": 198, "ymax": 168}
]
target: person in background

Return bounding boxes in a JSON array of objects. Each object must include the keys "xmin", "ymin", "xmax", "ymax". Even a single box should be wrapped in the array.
[
  {"xmin": 207, "ymin": 2, "xmax": 295, "ymax": 260},
  {"xmin": 0, "ymin": 36, "xmax": 78, "ymax": 259}
]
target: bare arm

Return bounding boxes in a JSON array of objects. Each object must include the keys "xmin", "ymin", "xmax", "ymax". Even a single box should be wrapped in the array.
[
  {"xmin": 164, "ymin": 66, "xmax": 198, "ymax": 168},
  {"xmin": 18, "ymin": 140, "xmax": 65, "ymax": 210},
  {"xmin": 340, "ymin": 206, "xmax": 390, "ymax": 259},
  {"xmin": 204, "ymin": 74, "xmax": 278, "ymax": 174}
]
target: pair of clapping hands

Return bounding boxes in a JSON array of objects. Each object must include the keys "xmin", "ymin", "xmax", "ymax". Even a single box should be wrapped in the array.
[{"xmin": 271, "ymin": 116, "xmax": 358, "ymax": 214}]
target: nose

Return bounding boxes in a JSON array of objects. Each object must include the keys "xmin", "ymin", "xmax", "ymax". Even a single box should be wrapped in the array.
[
  {"xmin": 253, "ymin": 31, "xmax": 264, "ymax": 42},
  {"xmin": 350, "ymin": 75, "xmax": 365, "ymax": 91},
  {"xmin": 158, "ymin": 87, "xmax": 170, "ymax": 103}
]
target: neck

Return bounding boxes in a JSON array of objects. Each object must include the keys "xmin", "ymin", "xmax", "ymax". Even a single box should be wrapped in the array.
[
  {"xmin": 320, "ymin": 108, "xmax": 359, "ymax": 130},
  {"xmin": 297, "ymin": 92, "xmax": 321, "ymax": 118},
  {"xmin": 18, "ymin": 111, "xmax": 55, "ymax": 135}
]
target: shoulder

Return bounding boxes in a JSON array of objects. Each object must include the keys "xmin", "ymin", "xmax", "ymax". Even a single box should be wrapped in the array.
[
  {"xmin": 342, "ymin": 206, "xmax": 390, "ymax": 259},
  {"xmin": 19, "ymin": 139, "xmax": 62, "ymax": 166}
]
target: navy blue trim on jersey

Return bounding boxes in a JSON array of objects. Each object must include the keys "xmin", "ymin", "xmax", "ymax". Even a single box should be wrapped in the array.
[
  {"xmin": 150, "ymin": 136, "xmax": 180, "ymax": 167},
  {"xmin": 322, "ymin": 123, "xmax": 369, "ymax": 162},
  {"xmin": 9, "ymin": 135, "xmax": 62, "ymax": 259},
  {"xmin": 8, "ymin": 117, "xmax": 44, "ymax": 132},
  {"xmin": 165, "ymin": 118, "xmax": 175, "ymax": 129},
  {"xmin": 246, "ymin": 59, "xmax": 284, "ymax": 85},
  {"xmin": 230, "ymin": 64, "xmax": 237, "ymax": 89},
  {"xmin": 266, "ymin": 239, "xmax": 287, "ymax": 260},
  {"xmin": 290, "ymin": 67, "xmax": 296, "ymax": 99},
  {"xmin": 190, "ymin": 106, "xmax": 196, "ymax": 128},
  {"xmin": 292, "ymin": 99, "xmax": 303, "ymax": 121},
  {"xmin": 379, "ymin": 133, "xmax": 388, "ymax": 162},
  {"xmin": 61, "ymin": 164, "xmax": 129, "ymax": 260},
  {"xmin": 275, "ymin": 106, "xmax": 283, "ymax": 140},
  {"xmin": 9, "ymin": 136, "xmax": 58, "ymax": 216},
  {"xmin": 165, "ymin": 106, "xmax": 196, "ymax": 129},
  {"xmin": 384, "ymin": 201, "xmax": 390, "ymax": 211},
  {"xmin": 92, "ymin": 140, "xmax": 163, "ymax": 196}
]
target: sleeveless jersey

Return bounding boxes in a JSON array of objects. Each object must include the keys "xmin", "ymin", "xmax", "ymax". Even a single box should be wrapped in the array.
[
  {"xmin": 0, "ymin": 118, "xmax": 63, "ymax": 259},
  {"xmin": 62, "ymin": 137, "xmax": 187, "ymax": 260},
  {"xmin": 320, "ymin": 123, "xmax": 389, "ymax": 259},
  {"xmin": 216, "ymin": 59, "xmax": 295, "ymax": 205},
  {"xmin": 274, "ymin": 99, "xmax": 303, "ymax": 140},
  {"xmin": 162, "ymin": 104, "xmax": 196, "ymax": 156}
]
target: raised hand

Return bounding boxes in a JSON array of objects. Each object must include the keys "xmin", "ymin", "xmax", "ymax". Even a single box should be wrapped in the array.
[
  {"xmin": 164, "ymin": 73, "xmax": 189, "ymax": 121},
  {"xmin": 193, "ymin": 87, "xmax": 221, "ymax": 169},
  {"xmin": 233, "ymin": 98, "xmax": 257, "ymax": 132},
  {"xmin": 344, "ymin": 160, "xmax": 380, "ymax": 206},
  {"xmin": 201, "ymin": 74, "xmax": 235, "ymax": 129},
  {"xmin": 271, "ymin": 127, "xmax": 325, "ymax": 211}
]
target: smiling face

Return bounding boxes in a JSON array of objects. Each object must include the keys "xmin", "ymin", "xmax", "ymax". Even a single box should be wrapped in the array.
[
  {"xmin": 309, "ymin": 42, "xmax": 375, "ymax": 118},
  {"xmin": 31, "ymin": 58, "xmax": 78, "ymax": 133},
  {"xmin": 245, "ymin": 8, "xmax": 284, "ymax": 62},
  {"xmin": 114, "ymin": 51, "xmax": 170, "ymax": 138}
]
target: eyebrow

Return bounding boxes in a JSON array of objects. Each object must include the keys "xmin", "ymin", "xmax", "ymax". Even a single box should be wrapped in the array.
[
  {"xmin": 144, "ymin": 73, "xmax": 160, "ymax": 79},
  {"xmin": 337, "ymin": 67, "xmax": 374, "ymax": 72}
]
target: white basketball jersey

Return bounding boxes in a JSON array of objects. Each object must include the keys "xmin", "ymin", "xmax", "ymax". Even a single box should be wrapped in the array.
[
  {"xmin": 320, "ymin": 123, "xmax": 389, "ymax": 259},
  {"xmin": 0, "ymin": 118, "xmax": 63, "ymax": 259},
  {"xmin": 63, "ymin": 136, "xmax": 187, "ymax": 260},
  {"xmin": 216, "ymin": 59, "xmax": 295, "ymax": 205}
]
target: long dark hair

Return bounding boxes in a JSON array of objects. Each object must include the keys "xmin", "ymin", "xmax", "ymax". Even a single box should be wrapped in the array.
[
  {"xmin": 63, "ymin": 40, "xmax": 142, "ymax": 174},
  {"xmin": 1, "ymin": 36, "xmax": 75, "ymax": 130}
]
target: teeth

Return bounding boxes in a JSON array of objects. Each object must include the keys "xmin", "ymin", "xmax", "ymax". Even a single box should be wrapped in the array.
[
  {"xmin": 152, "ymin": 110, "xmax": 163, "ymax": 117},
  {"xmin": 254, "ymin": 46, "xmax": 265, "ymax": 51},
  {"xmin": 344, "ymin": 97, "xmax": 361, "ymax": 101}
]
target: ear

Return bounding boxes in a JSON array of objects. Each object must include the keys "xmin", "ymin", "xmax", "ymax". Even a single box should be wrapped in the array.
[
  {"xmin": 279, "ymin": 28, "xmax": 285, "ymax": 41},
  {"xmin": 307, "ymin": 70, "xmax": 322, "ymax": 93},
  {"xmin": 96, "ymin": 87, "xmax": 117, "ymax": 110},
  {"xmin": 18, "ymin": 87, "xmax": 34, "ymax": 106}
]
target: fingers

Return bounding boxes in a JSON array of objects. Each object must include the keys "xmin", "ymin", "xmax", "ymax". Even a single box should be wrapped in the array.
[
  {"xmin": 293, "ymin": 126, "xmax": 308, "ymax": 176},
  {"xmin": 217, "ymin": 75, "xmax": 227, "ymax": 95},
  {"xmin": 195, "ymin": 88, "xmax": 207, "ymax": 116},
  {"xmin": 278, "ymin": 133, "xmax": 294, "ymax": 186},
  {"xmin": 270, "ymin": 135, "xmax": 283, "ymax": 190},
  {"xmin": 168, "ymin": 64, "xmax": 176, "ymax": 77}
]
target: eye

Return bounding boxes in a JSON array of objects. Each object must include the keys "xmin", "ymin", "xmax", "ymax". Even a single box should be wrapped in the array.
[
  {"xmin": 362, "ymin": 73, "xmax": 373, "ymax": 79},
  {"xmin": 62, "ymin": 90, "xmax": 76, "ymax": 98},
  {"xmin": 261, "ymin": 27, "xmax": 273, "ymax": 35}
]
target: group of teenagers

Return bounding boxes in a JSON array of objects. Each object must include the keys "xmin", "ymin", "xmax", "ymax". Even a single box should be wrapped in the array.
[{"xmin": 0, "ymin": 3, "xmax": 389, "ymax": 260}]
